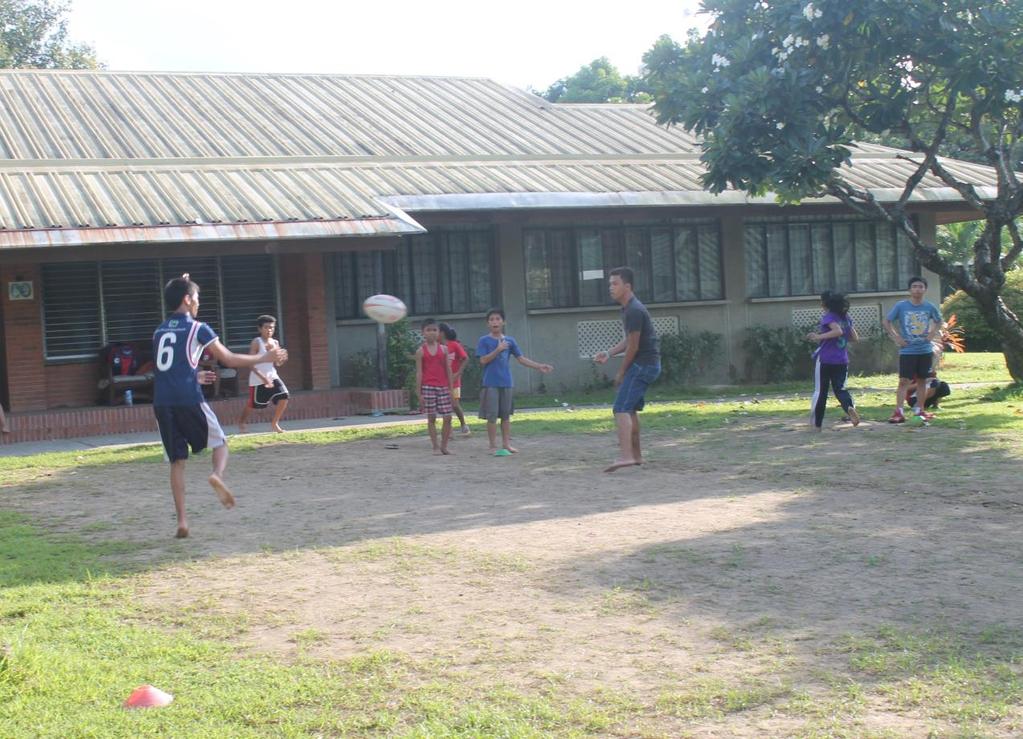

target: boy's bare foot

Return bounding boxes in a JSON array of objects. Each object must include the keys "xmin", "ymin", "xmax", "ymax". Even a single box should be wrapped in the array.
[
  {"xmin": 441, "ymin": 448, "xmax": 452, "ymax": 455},
  {"xmin": 505, "ymin": 445, "xmax": 519, "ymax": 454},
  {"xmin": 603, "ymin": 458, "xmax": 639, "ymax": 473},
  {"xmin": 175, "ymin": 526, "xmax": 189, "ymax": 539},
  {"xmin": 433, "ymin": 447, "xmax": 443, "ymax": 456},
  {"xmin": 208, "ymin": 473, "xmax": 236, "ymax": 509},
  {"xmin": 272, "ymin": 424, "xmax": 285, "ymax": 433},
  {"xmin": 459, "ymin": 426, "xmax": 471, "ymax": 436},
  {"xmin": 847, "ymin": 407, "xmax": 861, "ymax": 426}
]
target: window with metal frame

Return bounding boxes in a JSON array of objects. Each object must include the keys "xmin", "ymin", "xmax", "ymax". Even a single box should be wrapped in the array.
[
  {"xmin": 221, "ymin": 255, "xmax": 280, "ymax": 349},
  {"xmin": 41, "ymin": 255, "xmax": 279, "ymax": 360},
  {"xmin": 524, "ymin": 220, "xmax": 724, "ymax": 309},
  {"xmin": 745, "ymin": 215, "xmax": 919, "ymax": 298},
  {"xmin": 332, "ymin": 228, "xmax": 496, "ymax": 319}
]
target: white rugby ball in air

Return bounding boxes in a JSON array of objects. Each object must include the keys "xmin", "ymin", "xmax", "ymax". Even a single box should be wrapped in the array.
[{"xmin": 363, "ymin": 294, "xmax": 408, "ymax": 324}]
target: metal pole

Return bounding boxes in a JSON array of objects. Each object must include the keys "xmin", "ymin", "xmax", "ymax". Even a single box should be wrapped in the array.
[
  {"xmin": 374, "ymin": 250, "xmax": 389, "ymax": 391},
  {"xmin": 376, "ymin": 321, "xmax": 388, "ymax": 390}
]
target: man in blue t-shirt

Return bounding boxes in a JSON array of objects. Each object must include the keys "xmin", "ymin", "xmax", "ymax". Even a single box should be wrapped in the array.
[
  {"xmin": 154, "ymin": 274, "xmax": 287, "ymax": 539},
  {"xmin": 476, "ymin": 308, "xmax": 553, "ymax": 456},
  {"xmin": 882, "ymin": 275, "xmax": 942, "ymax": 424}
]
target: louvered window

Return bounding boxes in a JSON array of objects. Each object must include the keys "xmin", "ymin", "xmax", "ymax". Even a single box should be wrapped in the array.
[
  {"xmin": 333, "ymin": 228, "xmax": 496, "ymax": 319},
  {"xmin": 221, "ymin": 255, "xmax": 279, "ymax": 350},
  {"xmin": 525, "ymin": 220, "xmax": 723, "ymax": 309},
  {"xmin": 42, "ymin": 255, "xmax": 279, "ymax": 360},
  {"xmin": 745, "ymin": 215, "xmax": 919, "ymax": 297},
  {"xmin": 40, "ymin": 262, "xmax": 103, "ymax": 359},
  {"xmin": 100, "ymin": 260, "xmax": 163, "ymax": 343}
]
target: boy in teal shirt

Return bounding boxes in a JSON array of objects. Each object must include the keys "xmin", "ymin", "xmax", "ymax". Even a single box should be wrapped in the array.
[
  {"xmin": 476, "ymin": 308, "xmax": 553, "ymax": 455},
  {"xmin": 883, "ymin": 276, "xmax": 942, "ymax": 423}
]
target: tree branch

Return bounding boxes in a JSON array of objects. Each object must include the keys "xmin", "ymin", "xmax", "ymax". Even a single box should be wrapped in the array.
[
  {"xmin": 893, "ymin": 92, "xmax": 958, "ymax": 210},
  {"xmin": 1002, "ymin": 219, "xmax": 1023, "ymax": 270},
  {"xmin": 926, "ymin": 158, "xmax": 989, "ymax": 211}
]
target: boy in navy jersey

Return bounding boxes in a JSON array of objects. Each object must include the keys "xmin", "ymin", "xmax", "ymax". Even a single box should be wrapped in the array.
[{"xmin": 154, "ymin": 274, "xmax": 287, "ymax": 539}]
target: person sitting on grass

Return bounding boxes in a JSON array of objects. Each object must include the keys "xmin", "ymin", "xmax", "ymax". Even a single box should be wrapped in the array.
[{"xmin": 907, "ymin": 342, "xmax": 952, "ymax": 410}]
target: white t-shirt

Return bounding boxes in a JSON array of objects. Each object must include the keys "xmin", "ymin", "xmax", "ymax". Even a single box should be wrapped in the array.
[{"xmin": 248, "ymin": 336, "xmax": 279, "ymax": 386}]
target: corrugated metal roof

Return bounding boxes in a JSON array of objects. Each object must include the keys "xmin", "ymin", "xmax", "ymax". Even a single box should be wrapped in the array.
[
  {"xmin": 0, "ymin": 70, "xmax": 1000, "ymax": 249},
  {"xmin": 0, "ymin": 71, "xmax": 699, "ymax": 160}
]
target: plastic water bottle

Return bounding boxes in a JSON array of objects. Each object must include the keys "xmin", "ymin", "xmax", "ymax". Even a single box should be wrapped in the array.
[{"xmin": 124, "ymin": 389, "xmax": 133, "ymax": 406}]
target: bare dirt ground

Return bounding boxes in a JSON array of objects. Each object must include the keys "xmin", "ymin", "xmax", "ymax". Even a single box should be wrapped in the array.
[{"xmin": 7, "ymin": 416, "xmax": 1023, "ymax": 737}]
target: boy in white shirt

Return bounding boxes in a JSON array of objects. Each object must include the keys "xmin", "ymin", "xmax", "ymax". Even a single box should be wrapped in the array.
[{"xmin": 238, "ymin": 315, "xmax": 290, "ymax": 433}]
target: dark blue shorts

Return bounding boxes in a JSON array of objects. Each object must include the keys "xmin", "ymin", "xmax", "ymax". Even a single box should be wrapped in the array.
[
  {"xmin": 154, "ymin": 403, "xmax": 226, "ymax": 462},
  {"xmin": 613, "ymin": 362, "xmax": 661, "ymax": 413}
]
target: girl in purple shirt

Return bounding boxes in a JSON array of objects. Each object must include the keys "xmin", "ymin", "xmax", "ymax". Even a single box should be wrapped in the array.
[{"xmin": 806, "ymin": 291, "xmax": 861, "ymax": 430}]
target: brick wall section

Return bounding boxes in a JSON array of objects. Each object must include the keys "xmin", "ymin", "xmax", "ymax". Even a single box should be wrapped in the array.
[
  {"xmin": 1, "ymin": 263, "xmax": 47, "ymax": 411},
  {"xmin": 277, "ymin": 253, "xmax": 331, "ymax": 391},
  {"xmin": 0, "ymin": 388, "xmax": 407, "ymax": 444},
  {"xmin": 304, "ymin": 253, "xmax": 331, "ymax": 390},
  {"xmin": 46, "ymin": 361, "xmax": 100, "ymax": 407},
  {"xmin": 278, "ymin": 255, "xmax": 310, "ymax": 390},
  {"xmin": 1, "ymin": 252, "xmax": 333, "ymax": 412}
]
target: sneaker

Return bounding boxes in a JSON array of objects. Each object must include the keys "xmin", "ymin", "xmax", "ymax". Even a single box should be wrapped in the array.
[
  {"xmin": 888, "ymin": 410, "xmax": 906, "ymax": 424},
  {"xmin": 459, "ymin": 426, "xmax": 471, "ymax": 436},
  {"xmin": 914, "ymin": 409, "xmax": 935, "ymax": 421}
]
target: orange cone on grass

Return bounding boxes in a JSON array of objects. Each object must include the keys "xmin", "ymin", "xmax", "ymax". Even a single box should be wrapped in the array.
[{"xmin": 123, "ymin": 684, "xmax": 174, "ymax": 708}]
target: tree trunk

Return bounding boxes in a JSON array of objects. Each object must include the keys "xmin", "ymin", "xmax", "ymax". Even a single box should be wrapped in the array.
[{"xmin": 970, "ymin": 288, "xmax": 1023, "ymax": 383}]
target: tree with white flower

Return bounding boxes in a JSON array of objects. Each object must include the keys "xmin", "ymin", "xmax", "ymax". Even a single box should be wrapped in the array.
[{"xmin": 643, "ymin": 0, "xmax": 1023, "ymax": 380}]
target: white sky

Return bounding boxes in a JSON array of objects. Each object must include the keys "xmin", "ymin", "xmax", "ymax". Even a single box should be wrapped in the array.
[{"xmin": 66, "ymin": 0, "xmax": 708, "ymax": 91}]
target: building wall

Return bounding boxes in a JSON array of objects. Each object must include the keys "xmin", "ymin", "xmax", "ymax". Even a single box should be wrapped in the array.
[
  {"xmin": 329, "ymin": 209, "xmax": 945, "ymax": 393},
  {"xmin": 0, "ymin": 211, "xmax": 946, "ymax": 413},
  {"xmin": 0, "ymin": 242, "xmax": 355, "ymax": 411},
  {"xmin": 1, "ymin": 262, "xmax": 47, "ymax": 412}
]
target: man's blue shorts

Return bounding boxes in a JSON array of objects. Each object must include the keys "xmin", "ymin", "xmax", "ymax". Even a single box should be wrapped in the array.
[{"xmin": 613, "ymin": 361, "xmax": 661, "ymax": 413}]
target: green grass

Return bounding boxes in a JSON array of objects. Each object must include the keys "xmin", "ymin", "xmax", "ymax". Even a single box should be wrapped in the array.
[
  {"xmin": 484, "ymin": 350, "xmax": 1014, "ymax": 411},
  {"xmin": 3, "ymin": 360, "xmax": 1023, "ymax": 736},
  {"xmin": 0, "ymin": 510, "xmax": 138, "ymax": 587},
  {"xmin": 4, "ymin": 359, "xmax": 1022, "ymax": 488},
  {"xmin": 0, "ymin": 553, "xmax": 634, "ymax": 737},
  {"xmin": 838, "ymin": 626, "xmax": 1023, "ymax": 725}
]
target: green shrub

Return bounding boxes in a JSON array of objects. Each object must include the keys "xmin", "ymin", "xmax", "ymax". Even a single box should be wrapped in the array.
[
  {"xmin": 341, "ymin": 319, "xmax": 422, "ymax": 405},
  {"xmin": 458, "ymin": 347, "xmax": 483, "ymax": 400},
  {"xmin": 385, "ymin": 318, "xmax": 419, "ymax": 405},
  {"xmin": 941, "ymin": 270, "xmax": 1023, "ymax": 351},
  {"xmin": 742, "ymin": 325, "xmax": 814, "ymax": 382},
  {"xmin": 581, "ymin": 362, "xmax": 615, "ymax": 392},
  {"xmin": 659, "ymin": 329, "xmax": 723, "ymax": 385},
  {"xmin": 847, "ymin": 324, "xmax": 898, "ymax": 374},
  {"xmin": 342, "ymin": 350, "xmax": 378, "ymax": 387}
]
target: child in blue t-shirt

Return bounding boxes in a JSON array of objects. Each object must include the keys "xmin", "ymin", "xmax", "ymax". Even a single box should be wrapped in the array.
[
  {"xmin": 476, "ymin": 308, "xmax": 553, "ymax": 456},
  {"xmin": 882, "ymin": 275, "xmax": 942, "ymax": 423}
]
